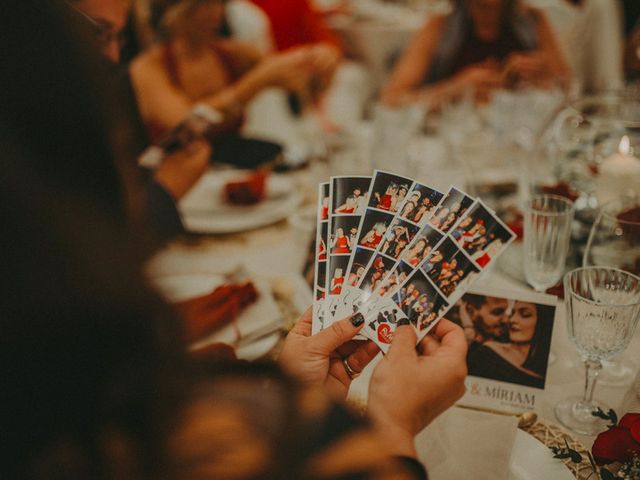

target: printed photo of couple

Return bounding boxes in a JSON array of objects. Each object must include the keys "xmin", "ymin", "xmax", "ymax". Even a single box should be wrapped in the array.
[
  {"xmin": 367, "ymin": 172, "xmax": 412, "ymax": 213},
  {"xmin": 445, "ymin": 292, "xmax": 555, "ymax": 389},
  {"xmin": 399, "ymin": 184, "xmax": 444, "ymax": 225},
  {"xmin": 429, "ymin": 188, "xmax": 474, "ymax": 233},
  {"xmin": 332, "ymin": 177, "xmax": 371, "ymax": 215},
  {"xmin": 453, "ymin": 202, "xmax": 515, "ymax": 268}
]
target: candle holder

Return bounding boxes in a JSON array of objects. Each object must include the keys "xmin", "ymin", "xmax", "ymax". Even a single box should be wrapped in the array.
[{"xmin": 525, "ymin": 93, "xmax": 640, "ymax": 250}]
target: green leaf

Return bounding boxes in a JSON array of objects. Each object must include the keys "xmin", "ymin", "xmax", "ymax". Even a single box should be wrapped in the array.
[
  {"xmin": 569, "ymin": 449, "xmax": 583, "ymax": 464},
  {"xmin": 607, "ymin": 409, "xmax": 618, "ymax": 426},
  {"xmin": 553, "ymin": 453, "xmax": 571, "ymax": 460}
]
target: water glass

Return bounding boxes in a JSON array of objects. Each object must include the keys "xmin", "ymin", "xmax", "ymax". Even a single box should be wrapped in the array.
[
  {"xmin": 554, "ymin": 267, "xmax": 640, "ymax": 435},
  {"xmin": 524, "ymin": 194, "xmax": 575, "ymax": 291}
]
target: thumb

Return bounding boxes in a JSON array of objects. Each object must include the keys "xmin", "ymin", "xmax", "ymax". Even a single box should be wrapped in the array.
[
  {"xmin": 387, "ymin": 320, "xmax": 417, "ymax": 360},
  {"xmin": 312, "ymin": 313, "xmax": 365, "ymax": 354}
]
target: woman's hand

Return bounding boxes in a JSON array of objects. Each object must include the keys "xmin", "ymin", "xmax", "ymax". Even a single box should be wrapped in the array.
[
  {"xmin": 503, "ymin": 52, "xmax": 551, "ymax": 87},
  {"xmin": 367, "ymin": 319, "xmax": 467, "ymax": 457},
  {"xmin": 279, "ymin": 308, "xmax": 380, "ymax": 399},
  {"xmin": 453, "ymin": 63, "xmax": 503, "ymax": 102}
]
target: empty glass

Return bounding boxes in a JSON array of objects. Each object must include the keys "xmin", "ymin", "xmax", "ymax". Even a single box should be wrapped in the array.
[
  {"xmin": 555, "ymin": 267, "xmax": 640, "ymax": 435},
  {"xmin": 583, "ymin": 195, "xmax": 640, "ymax": 386},
  {"xmin": 524, "ymin": 194, "xmax": 575, "ymax": 292}
]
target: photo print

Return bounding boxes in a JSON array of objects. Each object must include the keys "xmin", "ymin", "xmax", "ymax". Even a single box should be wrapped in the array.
[
  {"xmin": 358, "ymin": 209, "xmax": 395, "ymax": 250},
  {"xmin": 429, "ymin": 248, "xmax": 480, "ymax": 301},
  {"xmin": 332, "ymin": 176, "xmax": 371, "ymax": 215},
  {"xmin": 380, "ymin": 219, "xmax": 421, "ymax": 259},
  {"xmin": 317, "ymin": 222, "xmax": 328, "ymax": 261},
  {"xmin": 392, "ymin": 268, "xmax": 449, "ymax": 331},
  {"xmin": 399, "ymin": 183, "xmax": 444, "ymax": 225},
  {"xmin": 329, "ymin": 216, "xmax": 360, "ymax": 255},
  {"xmin": 444, "ymin": 290, "xmax": 556, "ymax": 389},
  {"xmin": 359, "ymin": 253, "xmax": 394, "ymax": 292},
  {"xmin": 367, "ymin": 171, "xmax": 413, "ymax": 213},
  {"xmin": 328, "ymin": 255, "xmax": 350, "ymax": 296},
  {"xmin": 376, "ymin": 260, "xmax": 414, "ymax": 296},
  {"xmin": 454, "ymin": 201, "xmax": 516, "ymax": 269},
  {"xmin": 314, "ymin": 261, "xmax": 327, "ymax": 301},
  {"xmin": 319, "ymin": 183, "xmax": 330, "ymax": 221},
  {"xmin": 401, "ymin": 224, "xmax": 444, "ymax": 268},
  {"xmin": 420, "ymin": 237, "xmax": 458, "ymax": 281},
  {"xmin": 428, "ymin": 187, "xmax": 474, "ymax": 233},
  {"xmin": 348, "ymin": 247, "xmax": 375, "ymax": 287}
]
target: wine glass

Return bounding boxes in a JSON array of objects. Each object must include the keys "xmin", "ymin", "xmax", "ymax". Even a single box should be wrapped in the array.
[
  {"xmin": 583, "ymin": 194, "xmax": 640, "ymax": 386},
  {"xmin": 523, "ymin": 194, "xmax": 575, "ymax": 292},
  {"xmin": 554, "ymin": 267, "xmax": 640, "ymax": 435}
]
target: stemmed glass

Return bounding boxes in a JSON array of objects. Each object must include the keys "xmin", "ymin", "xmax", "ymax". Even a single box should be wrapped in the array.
[
  {"xmin": 554, "ymin": 267, "xmax": 640, "ymax": 435},
  {"xmin": 583, "ymin": 195, "xmax": 640, "ymax": 386},
  {"xmin": 523, "ymin": 194, "xmax": 575, "ymax": 292}
]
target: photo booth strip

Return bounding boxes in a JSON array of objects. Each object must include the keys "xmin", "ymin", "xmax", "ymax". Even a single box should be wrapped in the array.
[{"xmin": 312, "ymin": 183, "xmax": 330, "ymax": 334}]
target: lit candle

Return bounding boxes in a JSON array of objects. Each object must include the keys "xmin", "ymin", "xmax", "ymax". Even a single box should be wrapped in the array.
[{"xmin": 596, "ymin": 136, "xmax": 640, "ymax": 204}]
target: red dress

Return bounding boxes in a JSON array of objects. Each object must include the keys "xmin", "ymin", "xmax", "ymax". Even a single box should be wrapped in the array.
[
  {"xmin": 250, "ymin": 0, "xmax": 342, "ymax": 51},
  {"xmin": 321, "ymin": 205, "xmax": 328, "ymax": 220},
  {"xmin": 334, "ymin": 236, "xmax": 349, "ymax": 254},
  {"xmin": 378, "ymin": 194, "xmax": 392, "ymax": 211},
  {"xmin": 337, "ymin": 206, "xmax": 355, "ymax": 214},
  {"xmin": 362, "ymin": 232, "xmax": 383, "ymax": 248},
  {"xmin": 330, "ymin": 276, "xmax": 344, "ymax": 294}
]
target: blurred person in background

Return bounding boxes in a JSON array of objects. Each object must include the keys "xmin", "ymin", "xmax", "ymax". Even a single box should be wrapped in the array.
[
  {"xmin": 382, "ymin": 0, "xmax": 570, "ymax": 110},
  {"xmin": 68, "ymin": 0, "xmax": 213, "ymax": 240},
  {"xmin": 249, "ymin": 0, "xmax": 373, "ymax": 129},
  {"xmin": 130, "ymin": 0, "xmax": 324, "ymax": 140}
]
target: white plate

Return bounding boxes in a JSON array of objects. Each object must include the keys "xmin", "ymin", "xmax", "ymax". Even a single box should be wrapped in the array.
[
  {"xmin": 179, "ymin": 170, "xmax": 302, "ymax": 234},
  {"xmin": 509, "ymin": 430, "xmax": 574, "ymax": 480}
]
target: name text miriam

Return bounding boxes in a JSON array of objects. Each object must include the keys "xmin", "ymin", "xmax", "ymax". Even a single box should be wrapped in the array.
[{"xmin": 484, "ymin": 386, "xmax": 536, "ymax": 406}]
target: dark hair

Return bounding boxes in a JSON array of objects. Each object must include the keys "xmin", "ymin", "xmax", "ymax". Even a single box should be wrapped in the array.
[
  {"xmin": 0, "ymin": 1, "xmax": 183, "ymax": 476},
  {"xmin": 521, "ymin": 303, "xmax": 554, "ymax": 379},
  {"xmin": 463, "ymin": 293, "xmax": 487, "ymax": 309}
]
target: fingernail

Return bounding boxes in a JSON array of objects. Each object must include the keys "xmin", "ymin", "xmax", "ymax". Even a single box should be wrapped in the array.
[
  {"xmin": 350, "ymin": 313, "xmax": 364, "ymax": 327},
  {"xmin": 397, "ymin": 318, "xmax": 410, "ymax": 326}
]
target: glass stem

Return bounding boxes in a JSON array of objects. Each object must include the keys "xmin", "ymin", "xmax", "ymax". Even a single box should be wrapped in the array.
[{"xmin": 582, "ymin": 359, "xmax": 602, "ymax": 404}]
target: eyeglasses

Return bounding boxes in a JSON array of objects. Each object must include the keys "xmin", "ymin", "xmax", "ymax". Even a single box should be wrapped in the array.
[{"xmin": 65, "ymin": 1, "xmax": 127, "ymax": 52}]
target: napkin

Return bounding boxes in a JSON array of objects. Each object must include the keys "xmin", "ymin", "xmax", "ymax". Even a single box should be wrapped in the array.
[{"xmin": 415, "ymin": 407, "xmax": 519, "ymax": 480}]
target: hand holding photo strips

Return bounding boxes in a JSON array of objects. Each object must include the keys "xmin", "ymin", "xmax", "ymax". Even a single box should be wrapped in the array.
[{"xmin": 312, "ymin": 171, "xmax": 516, "ymax": 353}]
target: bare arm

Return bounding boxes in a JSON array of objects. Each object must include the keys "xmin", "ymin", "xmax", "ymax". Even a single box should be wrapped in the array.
[
  {"xmin": 381, "ymin": 16, "xmax": 444, "ymax": 106},
  {"xmin": 130, "ymin": 47, "xmax": 313, "ymax": 131}
]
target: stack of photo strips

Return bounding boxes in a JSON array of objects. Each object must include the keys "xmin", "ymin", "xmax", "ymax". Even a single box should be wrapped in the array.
[{"xmin": 312, "ymin": 170, "xmax": 516, "ymax": 352}]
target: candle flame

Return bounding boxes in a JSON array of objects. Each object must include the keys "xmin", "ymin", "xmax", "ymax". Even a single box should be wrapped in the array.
[{"xmin": 619, "ymin": 135, "xmax": 630, "ymax": 155}]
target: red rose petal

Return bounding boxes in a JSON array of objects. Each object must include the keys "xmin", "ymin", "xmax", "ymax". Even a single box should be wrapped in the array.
[
  {"xmin": 628, "ymin": 417, "xmax": 640, "ymax": 444},
  {"xmin": 592, "ymin": 426, "xmax": 640, "ymax": 465},
  {"xmin": 619, "ymin": 413, "xmax": 640, "ymax": 429}
]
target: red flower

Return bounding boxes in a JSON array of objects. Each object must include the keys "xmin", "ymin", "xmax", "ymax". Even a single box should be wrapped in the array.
[{"xmin": 592, "ymin": 413, "xmax": 640, "ymax": 465}]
